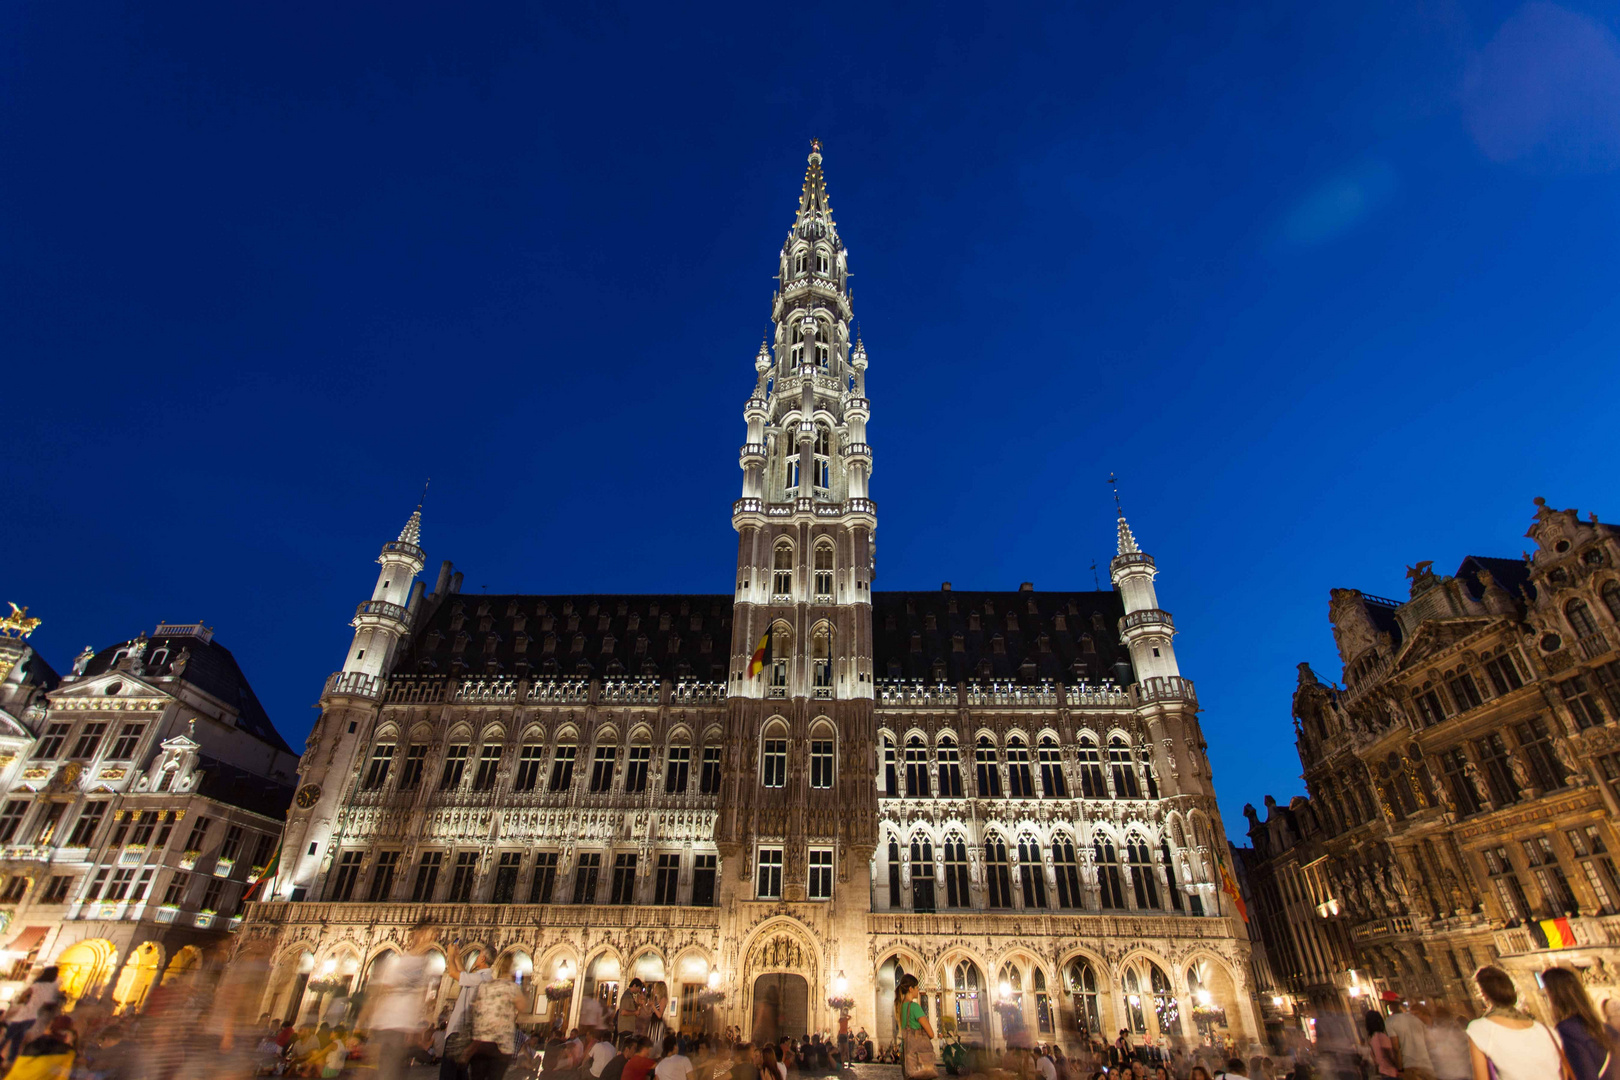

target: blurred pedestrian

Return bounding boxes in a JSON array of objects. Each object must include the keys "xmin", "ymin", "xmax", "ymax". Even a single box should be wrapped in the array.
[
  {"xmin": 1544, "ymin": 966, "xmax": 1617, "ymax": 1080},
  {"xmin": 1464, "ymin": 965, "xmax": 1569, "ymax": 1080}
]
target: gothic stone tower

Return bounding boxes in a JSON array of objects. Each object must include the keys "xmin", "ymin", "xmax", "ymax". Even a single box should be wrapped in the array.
[{"xmin": 715, "ymin": 141, "xmax": 878, "ymax": 1014}]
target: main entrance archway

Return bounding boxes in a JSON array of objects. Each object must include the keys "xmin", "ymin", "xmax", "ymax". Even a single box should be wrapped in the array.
[{"xmin": 751, "ymin": 973, "xmax": 808, "ymax": 1044}]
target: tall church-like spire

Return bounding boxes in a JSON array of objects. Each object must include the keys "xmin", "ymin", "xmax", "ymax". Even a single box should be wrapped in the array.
[{"xmin": 797, "ymin": 138, "xmax": 832, "ymax": 227}]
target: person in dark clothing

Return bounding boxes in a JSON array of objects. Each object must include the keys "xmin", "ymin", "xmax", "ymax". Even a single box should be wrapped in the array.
[
  {"xmin": 730, "ymin": 1043, "xmax": 761, "ymax": 1080},
  {"xmin": 1545, "ymin": 965, "xmax": 1617, "ymax": 1080},
  {"xmin": 598, "ymin": 1035, "xmax": 633, "ymax": 1080}
]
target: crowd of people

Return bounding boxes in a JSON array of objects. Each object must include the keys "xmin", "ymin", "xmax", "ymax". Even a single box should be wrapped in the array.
[{"xmin": 3, "ymin": 917, "xmax": 1618, "ymax": 1080}]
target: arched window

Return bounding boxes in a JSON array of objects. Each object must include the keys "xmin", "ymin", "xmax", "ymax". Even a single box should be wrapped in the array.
[
  {"xmin": 549, "ymin": 739, "xmax": 577, "ymax": 792},
  {"xmin": 887, "ymin": 839, "xmax": 901, "ymax": 908},
  {"xmin": 1077, "ymin": 738, "xmax": 1105, "ymax": 797},
  {"xmin": 1007, "ymin": 738, "xmax": 1033, "ymax": 797},
  {"xmin": 769, "ymin": 624, "xmax": 790, "ymax": 694},
  {"xmin": 1149, "ymin": 963, "xmax": 1180, "ymax": 1035},
  {"xmin": 911, "ymin": 834, "xmax": 935, "ymax": 912},
  {"xmin": 1034, "ymin": 967, "xmax": 1052, "ymax": 1033},
  {"xmin": 1128, "ymin": 837, "xmax": 1161, "ymax": 909},
  {"xmin": 588, "ymin": 736, "xmax": 617, "ymax": 793},
  {"xmin": 904, "ymin": 737, "xmax": 929, "ymax": 798},
  {"xmin": 793, "ymin": 250, "xmax": 808, "ymax": 276},
  {"xmin": 936, "ymin": 736, "xmax": 963, "ymax": 796},
  {"xmin": 984, "ymin": 836, "xmax": 1012, "ymax": 908},
  {"xmin": 625, "ymin": 739, "xmax": 651, "ymax": 794},
  {"xmin": 761, "ymin": 724, "xmax": 787, "ymax": 788},
  {"xmin": 664, "ymin": 736, "xmax": 690, "ymax": 794},
  {"xmin": 1160, "ymin": 840, "xmax": 1184, "ymax": 912},
  {"xmin": 975, "ymin": 737, "xmax": 1002, "ymax": 797},
  {"xmin": 1143, "ymin": 758, "xmax": 1160, "ymax": 799},
  {"xmin": 1603, "ymin": 581, "xmax": 1620, "ymax": 622},
  {"xmin": 943, "ymin": 833, "xmax": 970, "ymax": 908},
  {"xmin": 772, "ymin": 543, "xmax": 794, "ymax": 598},
  {"xmin": 1122, "ymin": 968, "xmax": 1146, "ymax": 1034},
  {"xmin": 1017, "ymin": 834, "xmax": 1047, "ymax": 908},
  {"xmin": 1095, "ymin": 839, "xmax": 1126, "ymax": 909},
  {"xmin": 811, "ymin": 624, "xmax": 832, "ymax": 695},
  {"xmin": 1038, "ymin": 737, "xmax": 1066, "ymax": 797},
  {"xmin": 813, "ymin": 543, "xmax": 834, "ymax": 600},
  {"xmin": 815, "ymin": 247, "xmax": 830, "ymax": 275},
  {"xmin": 1109, "ymin": 738, "xmax": 1141, "ymax": 798},
  {"xmin": 1066, "ymin": 959, "xmax": 1101, "ymax": 1036},
  {"xmin": 999, "ymin": 964, "xmax": 1024, "ymax": 1019},
  {"xmin": 812, "ymin": 425, "xmax": 831, "ymax": 491},
  {"xmin": 882, "ymin": 736, "xmax": 897, "ymax": 796},
  {"xmin": 809, "ymin": 725, "xmax": 834, "ymax": 789},
  {"xmin": 1568, "ymin": 599, "xmax": 1600, "ymax": 638},
  {"xmin": 953, "ymin": 961, "xmax": 983, "ymax": 1036},
  {"xmin": 1053, "ymin": 836, "xmax": 1082, "ymax": 909}
]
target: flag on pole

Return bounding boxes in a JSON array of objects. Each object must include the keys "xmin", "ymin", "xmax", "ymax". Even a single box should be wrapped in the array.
[
  {"xmin": 1217, "ymin": 853, "xmax": 1248, "ymax": 923},
  {"xmin": 243, "ymin": 846, "xmax": 280, "ymax": 902},
  {"xmin": 747, "ymin": 625, "xmax": 774, "ymax": 679}
]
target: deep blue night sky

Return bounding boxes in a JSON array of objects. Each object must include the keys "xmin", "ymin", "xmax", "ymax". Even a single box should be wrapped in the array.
[{"xmin": 4, "ymin": 2, "xmax": 1618, "ymax": 840}]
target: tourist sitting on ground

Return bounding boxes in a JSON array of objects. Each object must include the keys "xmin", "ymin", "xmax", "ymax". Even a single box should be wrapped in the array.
[
  {"xmin": 620, "ymin": 1036, "xmax": 657, "ymax": 1080},
  {"xmin": 656, "ymin": 1034, "xmax": 695, "ymax": 1080}
]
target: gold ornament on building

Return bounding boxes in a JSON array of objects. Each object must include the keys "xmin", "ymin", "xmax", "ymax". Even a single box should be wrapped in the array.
[{"xmin": 0, "ymin": 604, "xmax": 41, "ymax": 640}]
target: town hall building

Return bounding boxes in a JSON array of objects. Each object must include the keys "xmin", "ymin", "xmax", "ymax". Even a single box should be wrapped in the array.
[{"xmin": 243, "ymin": 143, "xmax": 1260, "ymax": 1052}]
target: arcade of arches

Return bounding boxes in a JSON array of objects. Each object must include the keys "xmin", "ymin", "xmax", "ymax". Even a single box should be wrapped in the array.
[
  {"xmin": 873, "ymin": 949, "xmax": 1251, "ymax": 1050},
  {"xmin": 46, "ymin": 938, "xmax": 207, "ymax": 1014}
]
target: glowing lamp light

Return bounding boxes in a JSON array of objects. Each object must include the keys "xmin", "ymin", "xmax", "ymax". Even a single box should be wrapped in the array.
[
  {"xmin": 320, "ymin": 959, "xmax": 337, "ymax": 976},
  {"xmin": 1196, "ymin": 990, "xmax": 1213, "ymax": 1007},
  {"xmin": 707, "ymin": 970, "xmax": 721, "ymax": 990},
  {"xmin": 1127, "ymin": 994, "xmax": 1141, "ymax": 1007},
  {"xmin": 999, "ymin": 981, "xmax": 1014, "ymax": 1001},
  {"xmin": 558, "ymin": 960, "xmax": 575, "ymax": 982},
  {"xmin": 834, "ymin": 971, "xmax": 849, "ymax": 996},
  {"xmin": 1271, "ymin": 996, "xmax": 1285, "ymax": 1008},
  {"xmin": 1347, "ymin": 986, "xmax": 1362, "ymax": 998}
]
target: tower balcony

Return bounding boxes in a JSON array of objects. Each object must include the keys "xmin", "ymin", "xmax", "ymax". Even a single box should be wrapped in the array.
[
  {"xmin": 1119, "ymin": 608, "xmax": 1175, "ymax": 634},
  {"xmin": 733, "ymin": 497, "xmax": 877, "ymax": 523},
  {"xmin": 323, "ymin": 670, "xmax": 383, "ymax": 700},
  {"xmin": 843, "ymin": 442, "xmax": 872, "ymax": 462},
  {"xmin": 380, "ymin": 540, "xmax": 424, "ymax": 563},
  {"xmin": 1111, "ymin": 551, "xmax": 1155, "ymax": 574},
  {"xmin": 353, "ymin": 600, "xmax": 408, "ymax": 627},
  {"xmin": 844, "ymin": 397, "xmax": 870, "ymax": 416},
  {"xmin": 739, "ymin": 442, "xmax": 766, "ymax": 467},
  {"xmin": 1132, "ymin": 675, "xmax": 1197, "ymax": 706}
]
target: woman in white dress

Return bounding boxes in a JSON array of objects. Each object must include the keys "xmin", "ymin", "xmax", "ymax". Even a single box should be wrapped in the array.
[{"xmin": 1464, "ymin": 965, "xmax": 1572, "ymax": 1080}]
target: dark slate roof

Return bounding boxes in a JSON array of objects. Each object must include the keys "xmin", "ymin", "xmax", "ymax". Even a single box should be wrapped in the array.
[
  {"xmin": 395, "ymin": 588, "xmax": 1136, "ymax": 687},
  {"xmin": 873, "ymin": 589, "xmax": 1134, "ymax": 684},
  {"xmin": 80, "ymin": 635, "xmax": 290, "ymax": 754},
  {"xmin": 1361, "ymin": 594, "xmax": 1404, "ymax": 649},
  {"xmin": 193, "ymin": 755, "xmax": 296, "ymax": 820},
  {"xmin": 1456, "ymin": 554, "xmax": 1535, "ymax": 603},
  {"xmin": 16, "ymin": 649, "xmax": 59, "ymax": 692},
  {"xmin": 397, "ymin": 594, "xmax": 737, "ymax": 683}
]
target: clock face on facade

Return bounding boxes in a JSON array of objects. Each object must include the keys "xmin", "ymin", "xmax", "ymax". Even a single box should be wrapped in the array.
[{"xmin": 295, "ymin": 784, "xmax": 322, "ymax": 809}]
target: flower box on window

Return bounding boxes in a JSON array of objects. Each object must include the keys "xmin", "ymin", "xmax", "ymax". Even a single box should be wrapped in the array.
[
  {"xmin": 154, "ymin": 905, "xmax": 178, "ymax": 924},
  {"xmin": 212, "ymin": 857, "xmax": 234, "ymax": 878},
  {"xmin": 194, "ymin": 910, "xmax": 215, "ymax": 928},
  {"xmin": 178, "ymin": 850, "xmax": 200, "ymax": 870}
]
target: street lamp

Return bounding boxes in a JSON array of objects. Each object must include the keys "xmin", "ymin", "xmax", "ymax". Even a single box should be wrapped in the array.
[
  {"xmin": 1196, "ymin": 990, "xmax": 1213, "ymax": 1008},
  {"xmin": 999, "ymin": 981, "xmax": 1014, "ymax": 1001},
  {"xmin": 834, "ymin": 971, "xmax": 849, "ymax": 996},
  {"xmin": 708, "ymin": 970, "xmax": 721, "ymax": 991},
  {"xmin": 558, "ymin": 960, "xmax": 574, "ymax": 982}
]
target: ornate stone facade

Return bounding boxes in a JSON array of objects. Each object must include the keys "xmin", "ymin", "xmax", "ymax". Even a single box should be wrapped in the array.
[
  {"xmin": 243, "ymin": 144, "xmax": 1258, "ymax": 1052},
  {"xmin": 1242, "ymin": 499, "xmax": 1620, "ymax": 1028},
  {"xmin": 0, "ymin": 617, "xmax": 296, "ymax": 1012}
]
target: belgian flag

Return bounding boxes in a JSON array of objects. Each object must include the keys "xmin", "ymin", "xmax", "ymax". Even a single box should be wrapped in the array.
[
  {"xmin": 1530, "ymin": 917, "xmax": 1576, "ymax": 949},
  {"xmin": 747, "ymin": 625, "xmax": 774, "ymax": 679}
]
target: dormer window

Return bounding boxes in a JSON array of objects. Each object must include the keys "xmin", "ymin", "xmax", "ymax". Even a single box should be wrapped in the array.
[
  {"xmin": 816, "ymin": 343, "xmax": 830, "ymax": 370},
  {"xmin": 794, "ymin": 250, "xmax": 807, "ymax": 275},
  {"xmin": 816, "ymin": 249, "xmax": 829, "ymax": 274}
]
